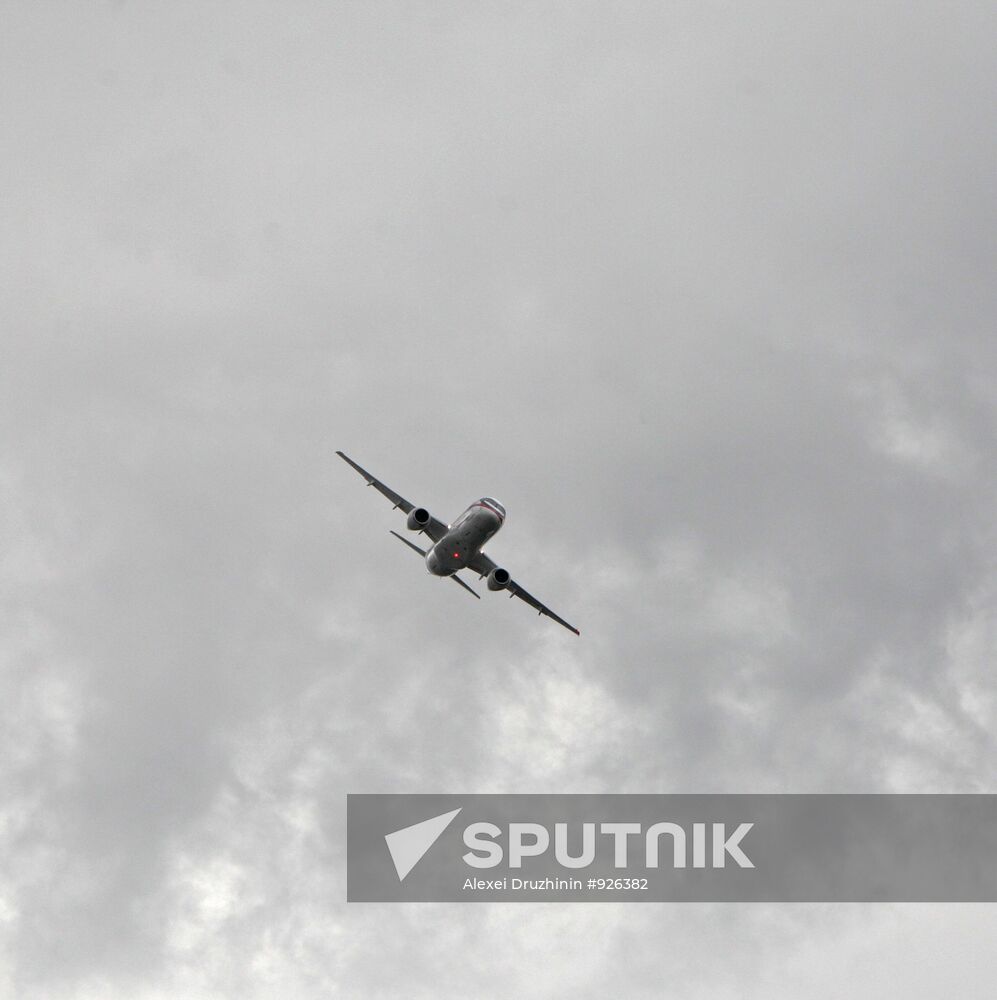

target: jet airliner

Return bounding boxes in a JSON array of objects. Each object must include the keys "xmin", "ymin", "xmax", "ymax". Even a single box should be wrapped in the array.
[{"xmin": 336, "ymin": 451, "xmax": 579, "ymax": 635}]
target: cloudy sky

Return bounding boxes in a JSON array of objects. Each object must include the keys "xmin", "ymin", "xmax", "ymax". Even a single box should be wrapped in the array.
[{"xmin": 2, "ymin": 1, "xmax": 996, "ymax": 996}]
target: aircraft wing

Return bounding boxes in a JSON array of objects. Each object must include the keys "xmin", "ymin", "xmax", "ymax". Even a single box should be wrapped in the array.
[
  {"xmin": 468, "ymin": 551, "xmax": 580, "ymax": 636},
  {"xmin": 336, "ymin": 451, "xmax": 450, "ymax": 542}
]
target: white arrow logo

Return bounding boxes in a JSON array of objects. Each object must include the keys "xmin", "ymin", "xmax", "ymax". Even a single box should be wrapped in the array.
[{"xmin": 384, "ymin": 808, "xmax": 462, "ymax": 881}]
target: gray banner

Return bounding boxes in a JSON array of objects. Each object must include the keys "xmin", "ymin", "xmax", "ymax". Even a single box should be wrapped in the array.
[{"xmin": 347, "ymin": 794, "xmax": 997, "ymax": 902}]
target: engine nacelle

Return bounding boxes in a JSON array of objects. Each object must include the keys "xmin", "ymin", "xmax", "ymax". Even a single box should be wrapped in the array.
[
  {"xmin": 487, "ymin": 567, "xmax": 511, "ymax": 591},
  {"xmin": 407, "ymin": 507, "xmax": 431, "ymax": 532}
]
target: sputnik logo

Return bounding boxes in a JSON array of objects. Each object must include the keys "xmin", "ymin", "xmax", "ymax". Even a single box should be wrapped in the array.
[{"xmin": 384, "ymin": 808, "xmax": 462, "ymax": 881}]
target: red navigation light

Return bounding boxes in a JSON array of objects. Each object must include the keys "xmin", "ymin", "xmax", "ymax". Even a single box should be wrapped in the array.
[{"xmin": 453, "ymin": 551, "xmax": 460, "ymax": 559}]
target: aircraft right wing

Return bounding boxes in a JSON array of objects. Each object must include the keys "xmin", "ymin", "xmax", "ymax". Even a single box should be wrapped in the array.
[
  {"xmin": 336, "ymin": 451, "xmax": 450, "ymax": 543},
  {"xmin": 468, "ymin": 551, "xmax": 580, "ymax": 636}
]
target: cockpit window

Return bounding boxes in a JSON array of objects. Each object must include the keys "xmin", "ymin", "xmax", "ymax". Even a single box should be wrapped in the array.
[{"xmin": 480, "ymin": 497, "xmax": 506, "ymax": 516}]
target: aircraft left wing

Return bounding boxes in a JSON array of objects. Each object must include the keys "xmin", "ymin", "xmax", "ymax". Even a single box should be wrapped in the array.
[
  {"xmin": 336, "ymin": 451, "xmax": 450, "ymax": 543},
  {"xmin": 468, "ymin": 551, "xmax": 580, "ymax": 636}
]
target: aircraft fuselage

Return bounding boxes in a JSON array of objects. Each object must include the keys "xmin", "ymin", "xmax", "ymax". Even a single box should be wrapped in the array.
[{"xmin": 426, "ymin": 498, "xmax": 505, "ymax": 576}]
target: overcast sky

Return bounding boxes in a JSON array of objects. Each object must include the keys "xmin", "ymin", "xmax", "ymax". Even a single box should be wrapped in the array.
[{"xmin": 2, "ymin": 2, "xmax": 996, "ymax": 997}]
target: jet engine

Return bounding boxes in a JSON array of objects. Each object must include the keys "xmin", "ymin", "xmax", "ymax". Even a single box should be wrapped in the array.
[
  {"xmin": 407, "ymin": 507, "xmax": 431, "ymax": 532},
  {"xmin": 487, "ymin": 567, "xmax": 511, "ymax": 591}
]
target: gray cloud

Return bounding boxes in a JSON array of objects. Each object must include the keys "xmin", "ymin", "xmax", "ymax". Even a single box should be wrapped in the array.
[{"xmin": 2, "ymin": 1, "xmax": 996, "ymax": 996}]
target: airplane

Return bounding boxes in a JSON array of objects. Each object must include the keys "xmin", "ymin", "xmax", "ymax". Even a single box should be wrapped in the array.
[{"xmin": 336, "ymin": 451, "xmax": 580, "ymax": 635}]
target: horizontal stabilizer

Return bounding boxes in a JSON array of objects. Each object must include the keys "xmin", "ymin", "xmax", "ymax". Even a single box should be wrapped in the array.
[
  {"xmin": 389, "ymin": 530, "xmax": 427, "ymax": 557},
  {"xmin": 451, "ymin": 573, "xmax": 481, "ymax": 599}
]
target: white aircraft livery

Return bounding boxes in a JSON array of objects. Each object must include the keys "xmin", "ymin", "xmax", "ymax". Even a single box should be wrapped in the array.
[{"xmin": 336, "ymin": 451, "xmax": 580, "ymax": 635}]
